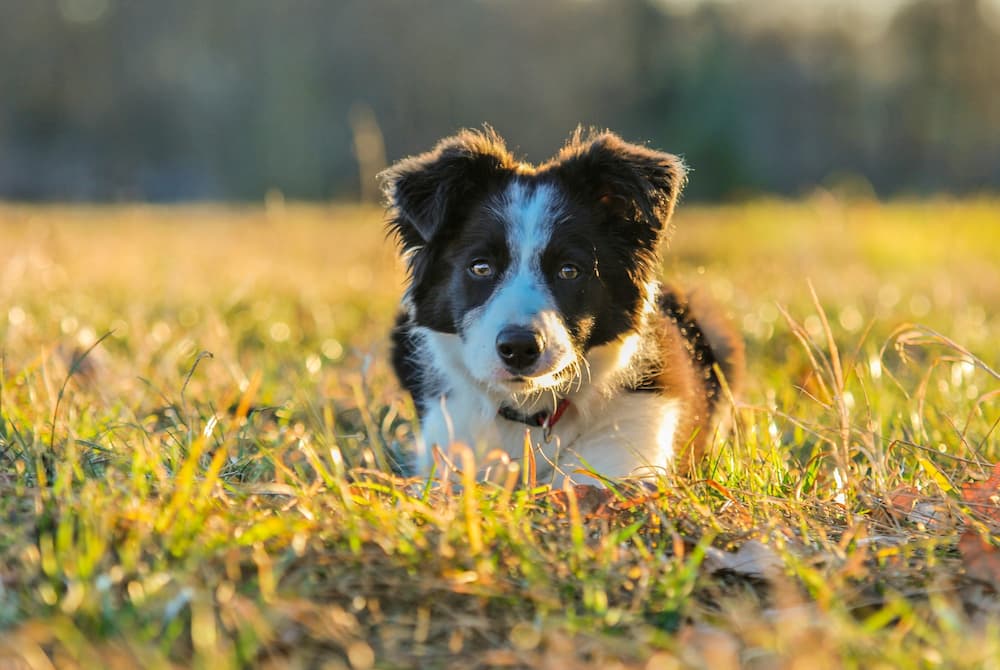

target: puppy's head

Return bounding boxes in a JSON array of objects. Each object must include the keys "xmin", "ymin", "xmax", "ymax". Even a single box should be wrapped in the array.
[{"xmin": 382, "ymin": 128, "xmax": 686, "ymax": 395}]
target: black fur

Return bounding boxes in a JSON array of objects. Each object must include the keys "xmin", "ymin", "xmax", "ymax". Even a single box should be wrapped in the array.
[
  {"xmin": 381, "ymin": 129, "xmax": 517, "ymax": 334},
  {"xmin": 628, "ymin": 290, "xmax": 722, "ymax": 405},
  {"xmin": 540, "ymin": 131, "xmax": 686, "ymax": 348},
  {"xmin": 382, "ymin": 128, "xmax": 743, "ymax": 479},
  {"xmin": 383, "ymin": 128, "xmax": 686, "ymax": 350},
  {"xmin": 390, "ymin": 312, "xmax": 435, "ymax": 415}
]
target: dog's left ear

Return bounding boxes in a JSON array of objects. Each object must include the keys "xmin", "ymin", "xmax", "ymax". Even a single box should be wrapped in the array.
[{"xmin": 550, "ymin": 131, "xmax": 687, "ymax": 240}]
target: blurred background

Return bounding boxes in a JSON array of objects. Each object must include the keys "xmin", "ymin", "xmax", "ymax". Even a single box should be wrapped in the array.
[{"xmin": 1, "ymin": 0, "xmax": 998, "ymax": 202}]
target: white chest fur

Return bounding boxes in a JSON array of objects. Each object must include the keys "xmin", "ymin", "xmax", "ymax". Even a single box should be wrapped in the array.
[{"xmin": 412, "ymin": 326, "xmax": 681, "ymax": 486}]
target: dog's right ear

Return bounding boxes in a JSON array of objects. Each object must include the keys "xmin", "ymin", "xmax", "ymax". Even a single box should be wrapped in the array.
[{"xmin": 380, "ymin": 129, "xmax": 517, "ymax": 255}]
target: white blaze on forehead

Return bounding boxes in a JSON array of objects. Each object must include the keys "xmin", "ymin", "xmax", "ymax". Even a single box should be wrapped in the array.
[
  {"xmin": 458, "ymin": 180, "xmax": 577, "ymax": 387},
  {"xmin": 502, "ymin": 181, "xmax": 560, "ymax": 270},
  {"xmin": 488, "ymin": 181, "xmax": 562, "ymax": 325}
]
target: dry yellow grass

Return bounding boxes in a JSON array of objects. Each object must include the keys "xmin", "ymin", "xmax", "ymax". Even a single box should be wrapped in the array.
[{"xmin": 0, "ymin": 198, "xmax": 998, "ymax": 668}]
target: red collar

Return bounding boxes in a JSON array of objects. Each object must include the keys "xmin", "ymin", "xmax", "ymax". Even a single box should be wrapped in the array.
[{"xmin": 498, "ymin": 398, "xmax": 571, "ymax": 439}]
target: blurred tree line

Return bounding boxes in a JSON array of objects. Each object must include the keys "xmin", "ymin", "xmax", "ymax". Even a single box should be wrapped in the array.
[{"xmin": 0, "ymin": 0, "xmax": 998, "ymax": 201}]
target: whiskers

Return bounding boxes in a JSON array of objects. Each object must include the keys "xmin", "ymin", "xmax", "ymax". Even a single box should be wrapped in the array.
[
  {"xmin": 553, "ymin": 355, "xmax": 588, "ymax": 396},
  {"xmin": 499, "ymin": 353, "xmax": 588, "ymax": 407}
]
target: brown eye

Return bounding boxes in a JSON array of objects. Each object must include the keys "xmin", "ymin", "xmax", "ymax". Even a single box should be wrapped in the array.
[
  {"xmin": 557, "ymin": 263, "xmax": 580, "ymax": 280},
  {"xmin": 469, "ymin": 259, "xmax": 494, "ymax": 278}
]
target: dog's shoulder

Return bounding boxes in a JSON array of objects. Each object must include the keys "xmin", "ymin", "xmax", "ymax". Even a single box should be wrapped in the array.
[
  {"xmin": 657, "ymin": 283, "xmax": 744, "ymax": 399},
  {"xmin": 621, "ymin": 284, "xmax": 742, "ymax": 429}
]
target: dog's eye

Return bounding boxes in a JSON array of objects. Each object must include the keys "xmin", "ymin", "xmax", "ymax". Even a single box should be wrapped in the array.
[
  {"xmin": 468, "ymin": 260, "xmax": 494, "ymax": 278},
  {"xmin": 557, "ymin": 263, "xmax": 580, "ymax": 280}
]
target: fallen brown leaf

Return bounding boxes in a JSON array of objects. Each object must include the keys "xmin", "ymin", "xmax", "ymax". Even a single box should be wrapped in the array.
[
  {"xmin": 547, "ymin": 482, "xmax": 666, "ymax": 519},
  {"xmin": 958, "ymin": 531, "xmax": 1000, "ymax": 587},
  {"xmin": 956, "ymin": 463, "xmax": 1000, "ymax": 587},
  {"xmin": 546, "ymin": 484, "xmax": 616, "ymax": 519},
  {"xmin": 883, "ymin": 485, "xmax": 949, "ymax": 528},
  {"xmin": 960, "ymin": 462, "xmax": 1000, "ymax": 525}
]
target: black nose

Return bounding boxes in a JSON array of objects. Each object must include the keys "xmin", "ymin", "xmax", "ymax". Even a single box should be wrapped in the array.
[{"xmin": 496, "ymin": 327, "xmax": 544, "ymax": 371}]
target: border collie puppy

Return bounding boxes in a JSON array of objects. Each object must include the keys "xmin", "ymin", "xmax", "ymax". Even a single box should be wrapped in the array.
[{"xmin": 383, "ymin": 128, "xmax": 743, "ymax": 485}]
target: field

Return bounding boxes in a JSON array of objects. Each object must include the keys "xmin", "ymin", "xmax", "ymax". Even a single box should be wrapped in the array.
[{"xmin": 1, "ymin": 198, "xmax": 998, "ymax": 669}]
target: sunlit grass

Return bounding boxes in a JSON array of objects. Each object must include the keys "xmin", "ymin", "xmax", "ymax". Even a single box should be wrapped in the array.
[{"xmin": 0, "ymin": 198, "xmax": 998, "ymax": 668}]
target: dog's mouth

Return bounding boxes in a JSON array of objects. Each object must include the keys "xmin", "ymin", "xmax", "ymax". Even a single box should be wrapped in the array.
[
  {"xmin": 494, "ymin": 359, "xmax": 581, "ymax": 394},
  {"xmin": 495, "ymin": 371, "xmax": 531, "ymax": 385}
]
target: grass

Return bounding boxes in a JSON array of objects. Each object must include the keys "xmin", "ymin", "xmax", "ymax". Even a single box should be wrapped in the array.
[{"xmin": 0, "ymin": 197, "xmax": 998, "ymax": 668}]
